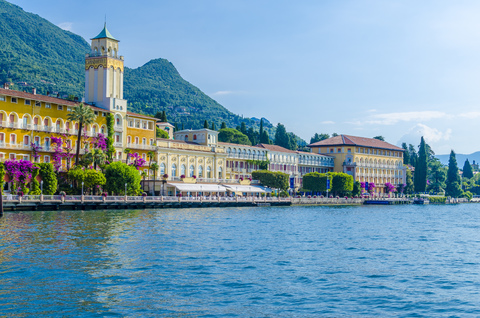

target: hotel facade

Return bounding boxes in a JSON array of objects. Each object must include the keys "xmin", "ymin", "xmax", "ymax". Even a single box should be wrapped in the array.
[{"xmin": 308, "ymin": 135, "xmax": 406, "ymax": 193}]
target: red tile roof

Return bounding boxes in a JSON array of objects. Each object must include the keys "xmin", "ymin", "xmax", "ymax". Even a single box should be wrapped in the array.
[
  {"xmin": 308, "ymin": 135, "xmax": 403, "ymax": 151},
  {"xmin": 255, "ymin": 143, "xmax": 297, "ymax": 154},
  {"xmin": 0, "ymin": 88, "xmax": 107, "ymax": 112}
]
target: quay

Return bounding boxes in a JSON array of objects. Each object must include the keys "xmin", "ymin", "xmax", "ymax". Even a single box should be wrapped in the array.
[{"xmin": 0, "ymin": 195, "xmax": 418, "ymax": 212}]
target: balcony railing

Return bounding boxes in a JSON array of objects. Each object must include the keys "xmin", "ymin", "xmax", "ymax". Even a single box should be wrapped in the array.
[
  {"xmin": 226, "ymin": 154, "xmax": 267, "ymax": 161},
  {"xmin": 114, "ymin": 125, "xmax": 123, "ymax": 132},
  {"xmin": 126, "ymin": 143, "xmax": 156, "ymax": 150}
]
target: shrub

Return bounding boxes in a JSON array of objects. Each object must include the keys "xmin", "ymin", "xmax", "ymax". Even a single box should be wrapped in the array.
[
  {"xmin": 252, "ymin": 170, "xmax": 289, "ymax": 191},
  {"xmin": 104, "ymin": 162, "xmax": 141, "ymax": 195},
  {"xmin": 29, "ymin": 164, "xmax": 41, "ymax": 195},
  {"xmin": 428, "ymin": 196, "xmax": 447, "ymax": 204},
  {"xmin": 37, "ymin": 163, "xmax": 57, "ymax": 195}
]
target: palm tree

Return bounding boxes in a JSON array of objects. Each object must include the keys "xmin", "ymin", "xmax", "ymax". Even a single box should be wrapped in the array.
[
  {"xmin": 124, "ymin": 148, "xmax": 131, "ymax": 164},
  {"xmin": 67, "ymin": 103, "xmax": 97, "ymax": 166},
  {"xmin": 141, "ymin": 171, "xmax": 147, "ymax": 192},
  {"xmin": 150, "ymin": 162, "xmax": 159, "ymax": 195},
  {"xmin": 147, "ymin": 150, "xmax": 155, "ymax": 176}
]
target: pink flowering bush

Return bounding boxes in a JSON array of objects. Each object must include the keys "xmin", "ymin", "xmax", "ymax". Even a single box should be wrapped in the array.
[
  {"xmin": 385, "ymin": 182, "xmax": 396, "ymax": 194},
  {"xmin": 4, "ymin": 159, "xmax": 39, "ymax": 195},
  {"xmin": 127, "ymin": 153, "xmax": 146, "ymax": 170}
]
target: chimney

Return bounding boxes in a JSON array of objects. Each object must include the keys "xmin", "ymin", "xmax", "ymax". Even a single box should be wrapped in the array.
[
  {"xmin": 3, "ymin": 83, "xmax": 9, "ymax": 90},
  {"xmin": 32, "ymin": 88, "xmax": 37, "ymax": 95}
]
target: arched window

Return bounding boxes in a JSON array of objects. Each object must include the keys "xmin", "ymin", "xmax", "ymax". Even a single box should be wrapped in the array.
[
  {"xmin": 160, "ymin": 163, "xmax": 165, "ymax": 175},
  {"xmin": 171, "ymin": 164, "xmax": 177, "ymax": 177},
  {"xmin": 193, "ymin": 135, "xmax": 197, "ymax": 140},
  {"xmin": 185, "ymin": 135, "xmax": 188, "ymax": 141},
  {"xmin": 189, "ymin": 165, "xmax": 194, "ymax": 177},
  {"xmin": 142, "ymin": 138, "xmax": 146, "ymax": 145},
  {"xmin": 198, "ymin": 165, "xmax": 203, "ymax": 177},
  {"xmin": 207, "ymin": 166, "xmax": 212, "ymax": 178},
  {"xmin": 181, "ymin": 164, "xmax": 186, "ymax": 176},
  {"xmin": 218, "ymin": 167, "xmax": 223, "ymax": 179}
]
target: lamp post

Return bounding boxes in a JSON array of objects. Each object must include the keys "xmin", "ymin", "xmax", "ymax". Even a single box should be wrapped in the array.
[
  {"xmin": 81, "ymin": 181, "xmax": 84, "ymax": 195},
  {"xmin": 125, "ymin": 183, "xmax": 127, "ymax": 196},
  {"xmin": 41, "ymin": 180, "xmax": 44, "ymax": 194}
]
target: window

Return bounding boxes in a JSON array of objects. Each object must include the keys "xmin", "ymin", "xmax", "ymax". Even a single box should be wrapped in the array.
[
  {"xmin": 44, "ymin": 155, "xmax": 50, "ymax": 163},
  {"xmin": 67, "ymin": 107, "xmax": 72, "ymax": 112},
  {"xmin": 0, "ymin": 133, "xmax": 4, "ymax": 144},
  {"xmin": 45, "ymin": 103, "xmax": 51, "ymax": 109},
  {"xmin": 0, "ymin": 95, "xmax": 5, "ymax": 102},
  {"xmin": 10, "ymin": 134, "xmax": 16, "ymax": 144},
  {"xmin": 24, "ymin": 100, "xmax": 31, "ymax": 105},
  {"xmin": 129, "ymin": 121, "xmax": 133, "ymax": 127},
  {"xmin": 150, "ymin": 139, "xmax": 154, "ymax": 145},
  {"xmin": 207, "ymin": 166, "xmax": 212, "ymax": 178},
  {"xmin": 189, "ymin": 165, "xmax": 194, "ymax": 177},
  {"xmin": 11, "ymin": 97, "xmax": 17, "ymax": 103},
  {"xmin": 198, "ymin": 166, "xmax": 203, "ymax": 177},
  {"xmin": 172, "ymin": 164, "xmax": 177, "ymax": 176},
  {"xmin": 135, "ymin": 137, "xmax": 139, "ymax": 144},
  {"xmin": 102, "ymin": 112, "xmax": 106, "ymax": 117},
  {"xmin": 180, "ymin": 164, "xmax": 186, "ymax": 176},
  {"xmin": 9, "ymin": 153, "xmax": 16, "ymax": 160},
  {"xmin": 35, "ymin": 101, "xmax": 41, "ymax": 107},
  {"xmin": 142, "ymin": 138, "xmax": 146, "ymax": 145},
  {"xmin": 127, "ymin": 136, "xmax": 131, "ymax": 144},
  {"xmin": 23, "ymin": 135, "xmax": 29, "ymax": 145},
  {"xmin": 94, "ymin": 111, "xmax": 98, "ymax": 115},
  {"xmin": 57, "ymin": 105, "xmax": 63, "ymax": 110},
  {"xmin": 160, "ymin": 163, "xmax": 165, "ymax": 175}
]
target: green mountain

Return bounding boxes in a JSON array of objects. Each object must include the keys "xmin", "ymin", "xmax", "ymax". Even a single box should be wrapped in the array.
[{"xmin": 0, "ymin": 0, "xmax": 284, "ymax": 140}]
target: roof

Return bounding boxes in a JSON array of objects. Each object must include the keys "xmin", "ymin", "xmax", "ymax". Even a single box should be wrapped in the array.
[
  {"xmin": 126, "ymin": 111, "xmax": 155, "ymax": 120},
  {"xmin": 91, "ymin": 23, "xmax": 118, "ymax": 41},
  {"xmin": 0, "ymin": 88, "xmax": 107, "ymax": 112},
  {"xmin": 218, "ymin": 142, "xmax": 265, "ymax": 150},
  {"xmin": 308, "ymin": 135, "xmax": 403, "ymax": 151},
  {"xmin": 156, "ymin": 122, "xmax": 174, "ymax": 127},
  {"xmin": 255, "ymin": 143, "xmax": 297, "ymax": 154}
]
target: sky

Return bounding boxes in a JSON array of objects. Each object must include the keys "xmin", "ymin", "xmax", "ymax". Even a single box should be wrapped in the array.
[{"xmin": 7, "ymin": 0, "xmax": 480, "ymax": 154}]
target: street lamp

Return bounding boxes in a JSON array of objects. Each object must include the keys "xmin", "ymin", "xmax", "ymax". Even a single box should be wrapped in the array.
[
  {"xmin": 81, "ymin": 181, "xmax": 84, "ymax": 195},
  {"xmin": 125, "ymin": 183, "xmax": 127, "ymax": 196},
  {"xmin": 41, "ymin": 180, "xmax": 44, "ymax": 194}
]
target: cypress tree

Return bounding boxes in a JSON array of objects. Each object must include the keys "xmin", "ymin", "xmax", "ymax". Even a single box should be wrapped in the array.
[
  {"xmin": 445, "ymin": 150, "xmax": 463, "ymax": 197},
  {"xmin": 204, "ymin": 120, "xmax": 209, "ymax": 128},
  {"xmin": 174, "ymin": 122, "xmax": 179, "ymax": 132},
  {"xmin": 414, "ymin": 137, "xmax": 428, "ymax": 193},
  {"xmin": 463, "ymin": 159, "xmax": 473, "ymax": 179},
  {"xmin": 274, "ymin": 123, "xmax": 291, "ymax": 149},
  {"xmin": 260, "ymin": 130, "xmax": 270, "ymax": 144},
  {"xmin": 240, "ymin": 122, "xmax": 247, "ymax": 135},
  {"xmin": 221, "ymin": 122, "xmax": 227, "ymax": 129},
  {"xmin": 162, "ymin": 111, "xmax": 167, "ymax": 122},
  {"xmin": 211, "ymin": 122, "xmax": 215, "ymax": 130},
  {"xmin": 259, "ymin": 119, "xmax": 264, "ymax": 136},
  {"xmin": 402, "ymin": 143, "xmax": 410, "ymax": 165},
  {"xmin": 181, "ymin": 123, "xmax": 185, "ymax": 130}
]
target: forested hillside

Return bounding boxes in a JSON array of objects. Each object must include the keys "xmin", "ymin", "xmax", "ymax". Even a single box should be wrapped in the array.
[{"xmin": 0, "ymin": 0, "xmax": 277, "ymax": 135}]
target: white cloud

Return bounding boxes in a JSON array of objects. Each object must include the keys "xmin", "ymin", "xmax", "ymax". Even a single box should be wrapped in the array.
[
  {"xmin": 366, "ymin": 111, "xmax": 448, "ymax": 125},
  {"xmin": 58, "ymin": 22, "xmax": 73, "ymax": 32},
  {"xmin": 397, "ymin": 123, "xmax": 452, "ymax": 146},
  {"xmin": 458, "ymin": 111, "xmax": 480, "ymax": 119},
  {"xmin": 320, "ymin": 121, "xmax": 335, "ymax": 124},
  {"xmin": 212, "ymin": 90, "xmax": 234, "ymax": 96}
]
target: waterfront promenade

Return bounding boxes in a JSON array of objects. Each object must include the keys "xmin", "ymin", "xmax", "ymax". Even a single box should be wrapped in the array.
[{"xmin": 0, "ymin": 195, "xmax": 418, "ymax": 212}]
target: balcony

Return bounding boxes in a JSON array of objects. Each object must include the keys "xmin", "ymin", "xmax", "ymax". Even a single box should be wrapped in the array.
[
  {"xmin": 126, "ymin": 143, "xmax": 156, "ymax": 150},
  {"xmin": 114, "ymin": 125, "xmax": 123, "ymax": 132},
  {"xmin": 114, "ymin": 142, "xmax": 123, "ymax": 148},
  {"xmin": 227, "ymin": 153, "xmax": 267, "ymax": 161}
]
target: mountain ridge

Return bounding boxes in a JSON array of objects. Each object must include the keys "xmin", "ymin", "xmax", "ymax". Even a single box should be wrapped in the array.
[{"xmin": 0, "ymin": 0, "xmax": 278, "ymax": 137}]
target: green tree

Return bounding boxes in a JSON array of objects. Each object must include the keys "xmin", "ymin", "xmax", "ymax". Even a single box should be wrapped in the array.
[
  {"xmin": 29, "ymin": 164, "xmax": 41, "ymax": 195},
  {"xmin": 105, "ymin": 113, "xmax": 115, "ymax": 160},
  {"xmin": 67, "ymin": 103, "xmax": 97, "ymax": 166},
  {"xmin": 463, "ymin": 159, "xmax": 474, "ymax": 179},
  {"xmin": 218, "ymin": 128, "xmax": 252, "ymax": 145},
  {"xmin": 246, "ymin": 127, "xmax": 258, "ymax": 146},
  {"xmin": 204, "ymin": 120, "xmax": 209, "ymax": 128},
  {"xmin": 240, "ymin": 122, "xmax": 247, "ymax": 135},
  {"xmin": 260, "ymin": 130, "xmax": 270, "ymax": 144},
  {"xmin": 352, "ymin": 181, "xmax": 361, "ymax": 196},
  {"xmin": 84, "ymin": 169, "xmax": 106, "ymax": 194},
  {"xmin": 373, "ymin": 136, "xmax": 385, "ymax": 141},
  {"xmin": 221, "ymin": 122, "xmax": 227, "ymax": 129},
  {"xmin": 156, "ymin": 127, "xmax": 169, "ymax": 138},
  {"xmin": 310, "ymin": 133, "xmax": 330, "ymax": 144},
  {"xmin": 332, "ymin": 133, "xmax": 339, "ymax": 137},
  {"xmin": 104, "ymin": 162, "xmax": 142, "ymax": 195},
  {"xmin": 402, "ymin": 143, "xmax": 410, "ymax": 165},
  {"xmin": 427, "ymin": 161, "xmax": 446, "ymax": 194},
  {"xmin": 302, "ymin": 172, "xmax": 327, "ymax": 192},
  {"xmin": 331, "ymin": 172, "xmax": 354, "ymax": 196},
  {"xmin": 37, "ymin": 163, "xmax": 57, "ymax": 195},
  {"xmin": 274, "ymin": 123, "xmax": 296, "ymax": 150},
  {"xmin": 150, "ymin": 162, "xmax": 159, "ymax": 195},
  {"xmin": 408, "ymin": 144, "xmax": 418, "ymax": 166},
  {"xmin": 414, "ymin": 137, "xmax": 428, "ymax": 193},
  {"xmin": 84, "ymin": 148, "xmax": 106, "ymax": 170},
  {"xmin": 445, "ymin": 150, "xmax": 463, "ymax": 197},
  {"xmin": 252, "ymin": 170, "xmax": 289, "ymax": 191},
  {"xmin": 210, "ymin": 122, "xmax": 215, "ymax": 130},
  {"xmin": 405, "ymin": 169, "xmax": 414, "ymax": 194}
]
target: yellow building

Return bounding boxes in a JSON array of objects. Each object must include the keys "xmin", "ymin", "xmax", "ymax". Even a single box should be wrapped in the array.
[
  {"xmin": 0, "ymin": 24, "xmax": 156, "ymax": 168},
  {"xmin": 308, "ymin": 135, "xmax": 406, "ymax": 193}
]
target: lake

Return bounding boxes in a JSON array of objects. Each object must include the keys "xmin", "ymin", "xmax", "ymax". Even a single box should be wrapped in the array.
[{"xmin": 1, "ymin": 204, "xmax": 480, "ymax": 317}]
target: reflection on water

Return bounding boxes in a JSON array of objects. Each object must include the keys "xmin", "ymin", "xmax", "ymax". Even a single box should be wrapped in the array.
[{"xmin": 1, "ymin": 205, "xmax": 480, "ymax": 316}]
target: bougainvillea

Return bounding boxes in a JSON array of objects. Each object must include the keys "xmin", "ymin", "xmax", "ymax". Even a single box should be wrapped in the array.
[
  {"xmin": 50, "ymin": 136, "xmax": 63, "ymax": 173},
  {"xmin": 31, "ymin": 142, "xmax": 42, "ymax": 162},
  {"xmin": 128, "ymin": 153, "xmax": 146, "ymax": 170},
  {"xmin": 385, "ymin": 182, "xmax": 396, "ymax": 194},
  {"xmin": 4, "ymin": 159, "xmax": 38, "ymax": 194},
  {"xmin": 90, "ymin": 133, "xmax": 107, "ymax": 151}
]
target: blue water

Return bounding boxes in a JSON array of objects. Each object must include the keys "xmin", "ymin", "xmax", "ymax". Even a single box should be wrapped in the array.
[{"xmin": 1, "ymin": 205, "xmax": 480, "ymax": 317}]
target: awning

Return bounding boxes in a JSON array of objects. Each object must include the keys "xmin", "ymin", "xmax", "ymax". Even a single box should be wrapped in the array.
[
  {"xmin": 167, "ymin": 183, "xmax": 227, "ymax": 192},
  {"xmin": 222, "ymin": 184, "xmax": 272, "ymax": 193}
]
